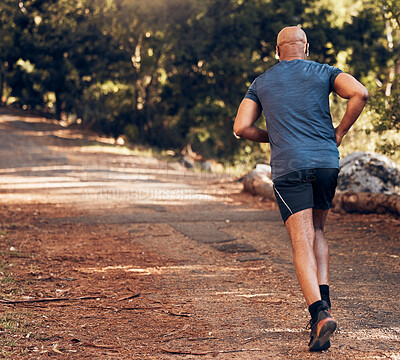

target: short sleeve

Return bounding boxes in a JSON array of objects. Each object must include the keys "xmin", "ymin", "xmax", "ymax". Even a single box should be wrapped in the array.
[
  {"xmin": 244, "ymin": 79, "xmax": 262, "ymax": 108},
  {"xmin": 329, "ymin": 66, "xmax": 343, "ymax": 93}
]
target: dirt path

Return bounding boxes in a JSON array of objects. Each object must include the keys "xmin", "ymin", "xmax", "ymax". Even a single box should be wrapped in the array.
[{"xmin": 0, "ymin": 110, "xmax": 399, "ymax": 359}]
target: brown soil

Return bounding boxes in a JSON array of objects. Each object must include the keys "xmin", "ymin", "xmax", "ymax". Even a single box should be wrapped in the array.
[{"xmin": 0, "ymin": 109, "xmax": 399, "ymax": 359}]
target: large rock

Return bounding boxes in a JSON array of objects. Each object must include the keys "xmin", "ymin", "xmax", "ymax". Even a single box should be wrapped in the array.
[
  {"xmin": 242, "ymin": 164, "xmax": 275, "ymax": 201},
  {"xmin": 242, "ymin": 153, "xmax": 400, "ymax": 216},
  {"xmin": 332, "ymin": 191, "xmax": 400, "ymax": 215},
  {"xmin": 338, "ymin": 152, "xmax": 400, "ymax": 194}
]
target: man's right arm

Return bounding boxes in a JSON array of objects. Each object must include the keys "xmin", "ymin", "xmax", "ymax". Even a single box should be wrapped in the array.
[
  {"xmin": 333, "ymin": 73, "xmax": 369, "ymax": 147},
  {"xmin": 233, "ymin": 99, "xmax": 269, "ymax": 143}
]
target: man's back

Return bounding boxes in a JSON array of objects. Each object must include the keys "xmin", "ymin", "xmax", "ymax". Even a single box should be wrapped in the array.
[{"xmin": 245, "ymin": 59, "xmax": 342, "ymax": 179}]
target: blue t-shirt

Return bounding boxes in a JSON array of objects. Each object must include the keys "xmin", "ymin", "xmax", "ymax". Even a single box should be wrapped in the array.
[{"xmin": 245, "ymin": 59, "xmax": 342, "ymax": 180}]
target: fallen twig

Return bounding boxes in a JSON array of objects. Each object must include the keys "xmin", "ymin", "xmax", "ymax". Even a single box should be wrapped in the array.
[
  {"xmin": 187, "ymin": 336, "xmax": 218, "ymax": 341},
  {"xmin": 243, "ymin": 335, "xmax": 263, "ymax": 344},
  {"xmin": 52, "ymin": 344, "xmax": 63, "ymax": 354},
  {"xmin": 120, "ymin": 306, "xmax": 163, "ymax": 311},
  {"xmin": 161, "ymin": 348, "xmax": 209, "ymax": 355},
  {"xmin": 161, "ymin": 348, "xmax": 262, "ymax": 355},
  {"xmin": 84, "ymin": 305, "xmax": 119, "ymax": 311},
  {"xmin": 71, "ymin": 338, "xmax": 118, "ymax": 350},
  {"xmin": 163, "ymin": 310, "xmax": 192, "ymax": 317},
  {"xmin": 161, "ymin": 336, "xmax": 186, "ymax": 343},
  {"xmin": 117, "ymin": 292, "xmax": 141, "ymax": 301},
  {"xmin": 82, "ymin": 342, "xmax": 118, "ymax": 350},
  {"xmin": 0, "ymin": 296, "xmax": 100, "ymax": 304}
]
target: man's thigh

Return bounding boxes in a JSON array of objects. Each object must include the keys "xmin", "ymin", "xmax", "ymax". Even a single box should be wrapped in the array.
[
  {"xmin": 273, "ymin": 168, "xmax": 339, "ymax": 224},
  {"xmin": 312, "ymin": 168, "xmax": 339, "ymax": 210},
  {"xmin": 273, "ymin": 169, "xmax": 315, "ymax": 223}
]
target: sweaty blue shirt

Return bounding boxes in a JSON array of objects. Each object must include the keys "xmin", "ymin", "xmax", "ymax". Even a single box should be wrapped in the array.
[{"xmin": 245, "ymin": 59, "xmax": 342, "ymax": 180}]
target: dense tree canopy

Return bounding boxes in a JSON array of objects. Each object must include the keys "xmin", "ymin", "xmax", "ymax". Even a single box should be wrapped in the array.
[{"xmin": 0, "ymin": 0, "xmax": 399, "ymax": 166}]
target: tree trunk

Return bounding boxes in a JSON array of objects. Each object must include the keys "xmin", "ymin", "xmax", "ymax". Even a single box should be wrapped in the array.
[
  {"xmin": 0, "ymin": 67, "xmax": 4, "ymax": 106},
  {"xmin": 55, "ymin": 91, "xmax": 62, "ymax": 120},
  {"xmin": 144, "ymin": 83, "xmax": 152, "ymax": 143}
]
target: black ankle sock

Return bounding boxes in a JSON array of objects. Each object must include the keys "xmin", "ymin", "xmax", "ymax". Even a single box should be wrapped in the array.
[
  {"xmin": 319, "ymin": 284, "xmax": 331, "ymax": 309},
  {"xmin": 308, "ymin": 300, "xmax": 329, "ymax": 322},
  {"xmin": 309, "ymin": 300, "xmax": 324, "ymax": 321}
]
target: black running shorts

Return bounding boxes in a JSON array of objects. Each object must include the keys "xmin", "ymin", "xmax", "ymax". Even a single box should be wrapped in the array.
[{"xmin": 272, "ymin": 168, "xmax": 339, "ymax": 223}]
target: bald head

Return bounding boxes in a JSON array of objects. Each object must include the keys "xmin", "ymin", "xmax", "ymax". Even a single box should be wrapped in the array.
[
  {"xmin": 277, "ymin": 26, "xmax": 307, "ymax": 46},
  {"xmin": 276, "ymin": 26, "xmax": 309, "ymax": 61}
]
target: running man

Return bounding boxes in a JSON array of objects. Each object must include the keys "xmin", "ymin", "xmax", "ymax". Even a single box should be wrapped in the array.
[{"xmin": 233, "ymin": 26, "xmax": 368, "ymax": 351}]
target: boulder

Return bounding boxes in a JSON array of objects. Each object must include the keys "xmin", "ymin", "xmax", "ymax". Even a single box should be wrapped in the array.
[
  {"xmin": 338, "ymin": 151, "xmax": 400, "ymax": 194},
  {"xmin": 242, "ymin": 153, "xmax": 400, "ymax": 216},
  {"xmin": 242, "ymin": 164, "xmax": 275, "ymax": 201}
]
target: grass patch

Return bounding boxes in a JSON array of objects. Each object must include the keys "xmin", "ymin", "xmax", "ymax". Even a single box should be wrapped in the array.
[
  {"xmin": 0, "ymin": 259, "xmax": 25, "ymax": 298},
  {"xmin": 0, "ymin": 260, "xmax": 14, "ymax": 285},
  {"xmin": 1, "ymin": 275, "xmax": 16, "ymax": 285},
  {"xmin": 0, "ymin": 348, "xmax": 29, "ymax": 359},
  {"xmin": 0, "ymin": 249, "xmax": 31, "ymax": 259},
  {"xmin": 0, "ymin": 311, "xmax": 34, "ymax": 358},
  {"xmin": 0, "ymin": 261, "xmax": 8, "ymax": 274},
  {"xmin": 4, "ymin": 223, "xmax": 17, "ymax": 230},
  {"xmin": 0, "ymin": 262, "xmax": 18, "ymax": 298},
  {"xmin": 0, "ymin": 313, "xmax": 29, "ymax": 332},
  {"xmin": 0, "ymin": 222, "xmax": 36, "ymax": 359}
]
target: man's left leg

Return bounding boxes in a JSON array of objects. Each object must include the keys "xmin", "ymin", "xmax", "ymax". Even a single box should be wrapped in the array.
[
  {"xmin": 313, "ymin": 209, "xmax": 331, "ymax": 308},
  {"xmin": 312, "ymin": 167, "xmax": 339, "ymax": 309}
]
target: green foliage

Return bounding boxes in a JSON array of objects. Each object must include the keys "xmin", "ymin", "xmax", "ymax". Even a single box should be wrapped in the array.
[
  {"xmin": 365, "ymin": 75, "xmax": 400, "ymax": 159},
  {"xmin": 1, "ymin": 0, "xmax": 399, "ymax": 167},
  {"xmin": 341, "ymin": 0, "xmax": 400, "ymax": 159},
  {"xmin": 370, "ymin": 76, "xmax": 400, "ymax": 132}
]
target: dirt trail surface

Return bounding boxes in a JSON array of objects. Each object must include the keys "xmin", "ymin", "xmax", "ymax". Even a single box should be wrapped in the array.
[{"xmin": 0, "ymin": 110, "xmax": 399, "ymax": 359}]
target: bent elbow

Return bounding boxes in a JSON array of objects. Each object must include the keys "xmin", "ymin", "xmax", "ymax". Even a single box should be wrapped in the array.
[
  {"xmin": 357, "ymin": 87, "xmax": 369, "ymax": 102},
  {"xmin": 233, "ymin": 123, "xmax": 244, "ymax": 137},
  {"xmin": 361, "ymin": 88, "xmax": 369, "ymax": 102}
]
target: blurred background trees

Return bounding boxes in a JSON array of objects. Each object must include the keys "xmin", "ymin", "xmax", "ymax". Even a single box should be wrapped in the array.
[{"xmin": 0, "ymin": 0, "xmax": 399, "ymax": 170}]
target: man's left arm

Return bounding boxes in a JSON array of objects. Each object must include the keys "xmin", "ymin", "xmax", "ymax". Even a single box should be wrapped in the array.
[
  {"xmin": 333, "ymin": 73, "xmax": 369, "ymax": 147},
  {"xmin": 233, "ymin": 99, "xmax": 269, "ymax": 143}
]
